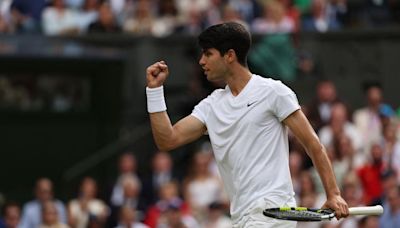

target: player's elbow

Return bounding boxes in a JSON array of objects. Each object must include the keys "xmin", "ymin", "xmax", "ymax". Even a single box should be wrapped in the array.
[{"xmin": 155, "ymin": 138, "xmax": 179, "ymax": 152}]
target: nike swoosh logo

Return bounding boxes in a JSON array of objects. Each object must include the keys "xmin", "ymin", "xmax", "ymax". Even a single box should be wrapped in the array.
[{"xmin": 247, "ymin": 101, "xmax": 257, "ymax": 107}]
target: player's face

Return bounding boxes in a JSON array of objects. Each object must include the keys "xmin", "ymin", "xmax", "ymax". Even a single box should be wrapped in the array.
[{"xmin": 199, "ymin": 48, "xmax": 229, "ymax": 82}]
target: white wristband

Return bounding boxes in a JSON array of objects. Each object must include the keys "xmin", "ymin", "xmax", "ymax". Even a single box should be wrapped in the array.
[{"xmin": 146, "ymin": 86, "xmax": 167, "ymax": 113}]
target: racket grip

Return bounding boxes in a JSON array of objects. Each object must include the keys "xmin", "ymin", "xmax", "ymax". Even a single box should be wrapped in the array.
[{"xmin": 349, "ymin": 205, "xmax": 384, "ymax": 216}]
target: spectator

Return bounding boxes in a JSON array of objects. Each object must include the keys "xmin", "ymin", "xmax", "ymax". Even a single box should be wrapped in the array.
[
  {"xmin": 318, "ymin": 102, "xmax": 363, "ymax": 163},
  {"xmin": 301, "ymin": 0, "xmax": 341, "ymax": 32},
  {"xmin": 359, "ymin": 215, "xmax": 380, "ymax": 228},
  {"xmin": 40, "ymin": 201, "xmax": 69, "ymax": 228},
  {"xmin": 202, "ymin": 202, "xmax": 231, "ymax": 228},
  {"xmin": 20, "ymin": 178, "xmax": 67, "ymax": 228},
  {"xmin": 88, "ymin": 2, "xmax": 121, "ymax": 33},
  {"xmin": 0, "ymin": 202, "xmax": 20, "ymax": 228},
  {"xmin": 123, "ymin": 0, "xmax": 155, "ymax": 35},
  {"xmin": 75, "ymin": 0, "xmax": 99, "ymax": 33},
  {"xmin": 353, "ymin": 82, "xmax": 384, "ymax": 157},
  {"xmin": 144, "ymin": 181, "xmax": 190, "ymax": 228},
  {"xmin": 183, "ymin": 151, "xmax": 226, "ymax": 223},
  {"xmin": 289, "ymin": 150, "xmax": 304, "ymax": 202},
  {"xmin": 382, "ymin": 122, "xmax": 400, "ymax": 178},
  {"xmin": 65, "ymin": 0, "xmax": 84, "ymax": 9},
  {"xmin": 115, "ymin": 206, "xmax": 149, "ymax": 228},
  {"xmin": 220, "ymin": 3, "xmax": 248, "ymax": 27},
  {"xmin": 41, "ymin": 0, "xmax": 80, "ymax": 36},
  {"xmin": 110, "ymin": 152, "xmax": 140, "ymax": 208},
  {"xmin": 251, "ymin": 0, "xmax": 295, "ymax": 34},
  {"xmin": 203, "ymin": 0, "xmax": 223, "ymax": 27},
  {"xmin": 176, "ymin": 0, "xmax": 210, "ymax": 23},
  {"xmin": 229, "ymin": 0, "xmax": 262, "ymax": 24},
  {"xmin": 357, "ymin": 144, "xmax": 385, "ymax": 205},
  {"xmin": 141, "ymin": 151, "xmax": 178, "ymax": 208},
  {"xmin": 306, "ymin": 79, "xmax": 340, "ymax": 132},
  {"xmin": 10, "ymin": 0, "xmax": 47, "ymax": 33},
  {"xmin": 281, "ymin": 0, "xmax": 301, "ymax": 32},
  {"xmin": 155, "ymin": 203, "xmax": 199, "ymax": 228},
  {"xmin": 379, "ymin": 186, "xmax": 400, "ymax": 227},
  {"xmin": 68, "ymin": 177, "xmax": 108, "ymax": 228},
  {"xmin": 151, "ymin": 0, "xmax": 179, "ymax": 37}
]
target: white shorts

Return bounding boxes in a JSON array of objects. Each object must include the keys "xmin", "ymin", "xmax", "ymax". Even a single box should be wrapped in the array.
[{"xmin": 233, "ymin": 196, "xmax": 297, "ymax": 228}]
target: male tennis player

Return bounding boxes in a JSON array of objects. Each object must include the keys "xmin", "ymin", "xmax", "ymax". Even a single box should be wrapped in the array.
[{"xmin": 145, "ymin": 22, "xmax": 349, "ymax": 227}]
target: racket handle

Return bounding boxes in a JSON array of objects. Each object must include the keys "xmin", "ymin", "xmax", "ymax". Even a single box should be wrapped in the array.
[{"xmin": 349, "ymin": 205, "xmax": 384, "ymax": 216}]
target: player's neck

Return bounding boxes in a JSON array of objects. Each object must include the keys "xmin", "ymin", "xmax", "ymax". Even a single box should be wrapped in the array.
[{"xmin": 226, "ymin": 66, "xmax": 252, "ymax": 97}]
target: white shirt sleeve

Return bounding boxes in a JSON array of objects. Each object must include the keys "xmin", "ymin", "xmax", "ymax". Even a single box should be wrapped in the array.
[
  {"xmin": 270, "ymin": 81, "xmax": 300, "ymax": 121},
  {"xmin": 191, "ymin": 93, "xmax": 215, "ymax": 124}
]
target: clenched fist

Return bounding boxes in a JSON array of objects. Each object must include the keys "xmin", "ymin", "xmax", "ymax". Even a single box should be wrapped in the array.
[{"xmin": 146, "ymin": 61, "xmax": 169, "ymax": 88}]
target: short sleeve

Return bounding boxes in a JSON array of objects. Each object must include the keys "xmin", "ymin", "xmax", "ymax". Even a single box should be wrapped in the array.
[
  {"xmin": 271, "ymin": 81, "xmax": 300, "ymax": 121},
  {"xmin": 191, "ymin": 95, "xmax": 212, "ymax": 125}
]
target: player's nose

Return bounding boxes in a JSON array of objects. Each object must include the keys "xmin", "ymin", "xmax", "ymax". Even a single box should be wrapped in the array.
[{"xmin": 199, "ymin": 54, "xmax": 206, "ymax": 66}]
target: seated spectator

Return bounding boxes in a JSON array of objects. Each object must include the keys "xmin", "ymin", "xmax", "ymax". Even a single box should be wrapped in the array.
[
  {"xmin": 141, "ymin": 151, "xmax": 179, "ymax": 208},
  {"xmin": 301, "ymin": 0, "xmax": 341, "ymax": 32},
  {"xmin": 88, "ymin": 2, "xmax": 121, "ymax": 33},
  {"xmin": 281, "ymin": 0, "xmax": 301, "ymax": 32},
  {"xmin": 10, "ymin": 0, "xmax": 47, "ymax": 33},
  {"xmin": 183, "ymin": 151, "xmax": 226, "ymax": 223},
  {"xmin": 76, "ymin": 0, "xmax": 99, "ymax": 33},
  {"xmin": 229, "ymin": 0, "xmax": 262, "ymax": 24},
  {"xmin": 41, "ymin": 0, "xmax": 80, "ymax": 36},
  {"xmin": 357, "ymin": 144, "xmax": 385, "ymax": 205},
  {"xmin": 115, "ymin": 206, "xmax": 149, "ymax": 228},
  {"xmin": 220, "ymin": 3, "xmax": 248, "ymax": 28},
  {"xmin": 382, "ymin": 122, "xmax": 400, "ymax": 179},
  {"xmin": 20, "ymin": 178, "xmax": 67, "ymax": 228},
  {"xmin": 0, "ymin": 202, "xmax": 20, "ymax": 228},
  {"xmin": 318, "ymin": 102, "xmax": 363, "ymax": 162},
  {"xmin": 359, "ymin": 216, "xmax": 380, "ymax": 228},
  {"xmin": 65, "ymin": 0, "xmax": 84, "ymax": 9},
  {"xmin": 144, "ymin": 181, "xmax": 190, "ymax": 228},
  {"xmin": 306, "ymin": 80, "xmax": 340, "ymax": 132},
  {"xmin": 155, "ymin": 203, "xmax": 199, "ymax": 228},
  {"xmin": 202, "ymin": 202, "xmax": 231, "ymax": 228},
  {"xmin": 68, "ymin": 177, "xmax": 108, "ymax": 228},
  {"xmin": 109, "ymin": 175, "xmax": 146, "ymax": 227},
  {"xmin": 0, "ymin": 14, "xmax": 12, "ymax": 33},
  {"xmin": 151, "ymin": 0, "xmax": 179, "ymax": 37},
  {"xmin": 379, "ymin": 186, "xmax": 400, "ymax": 227},
  {"xmin": 251, "ymin": 0, "xmax": 295, "ymax": 34},
  {"xmin": 40, "ymin": 201, "xmax": 69, "ymax": 228},
  {"xmin": 123, "ymin": 0, "xmax": 155, "ymax": 35},
  {"xmin": 110, "ymin": 152, "xmax": 140, "ymax": 207},
  {"xmin": 289, "ymin": 150, "xmax": 304, "ymax": 202},
  {"xmin": 353, "ymin": 82, "xmax": 385, "ymax": 157}
]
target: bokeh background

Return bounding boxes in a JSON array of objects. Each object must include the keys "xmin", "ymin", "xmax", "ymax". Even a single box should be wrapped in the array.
[{"xmin": 1, "ymin": 0, "xmax": 400, "ymax": 227}]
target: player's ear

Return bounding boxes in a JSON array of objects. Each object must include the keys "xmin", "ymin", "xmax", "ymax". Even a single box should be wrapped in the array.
[{"xmin": 225, "ymin": 49, "xmax": 236, "ymax": 63}]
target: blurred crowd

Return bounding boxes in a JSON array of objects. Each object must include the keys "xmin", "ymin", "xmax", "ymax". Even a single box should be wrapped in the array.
[
  {"xmin": 1, "ymin": 80, "xmax": 400, "ymax": 228},
  {"xmin": 0, "ymin": 75, "xmax": 90, "ymax": 112},
  {"xmin": 0, "ymin": 0, "xmax": 400, "ymax": 36}
]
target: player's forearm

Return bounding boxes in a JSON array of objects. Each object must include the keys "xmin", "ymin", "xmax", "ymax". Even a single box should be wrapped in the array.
[
  {"xmin": 149, "ymin": 111, "xmax": 177, "ymax": 151},
  {"xmin": 307, "ymin": 142, "xmax": 341, "ymax": 197}
]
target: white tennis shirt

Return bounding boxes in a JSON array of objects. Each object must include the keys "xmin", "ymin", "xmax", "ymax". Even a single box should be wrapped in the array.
[{"xmin": 191, "ymin": 75, "xmax": 300, "ymax": 222}]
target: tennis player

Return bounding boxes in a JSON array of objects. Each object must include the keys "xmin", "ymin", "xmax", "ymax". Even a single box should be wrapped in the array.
[{"xmin": 145, "ymin": 22, "xmax": 349, "ymax": 227}]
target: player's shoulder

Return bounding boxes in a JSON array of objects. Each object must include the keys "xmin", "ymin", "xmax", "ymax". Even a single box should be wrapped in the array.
[
  {"xmin": 207, "ymin": 88, "xmax": 227, "ymax": 100},
  {"xmin": 253, "ymin": 75, "xmax": 294, "ymax": 95}
]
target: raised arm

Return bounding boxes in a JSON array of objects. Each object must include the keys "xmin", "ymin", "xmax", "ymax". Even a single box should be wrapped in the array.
[
  {"xmin": 146, "ymin": 61, "xmax": 207, "ymax": 151},
  {"xmin": 283, "ymin": 109, "xmax": 349, "ymax": 219}
]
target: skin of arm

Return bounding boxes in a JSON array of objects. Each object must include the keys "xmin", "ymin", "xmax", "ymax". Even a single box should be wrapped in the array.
[
  {"xmin": 283, "ymin": 109, "xmax": 349, "ymax": 219},
  {"xmin": 146, "ymin": 61, "xmax": 207, "ymax": 151}
]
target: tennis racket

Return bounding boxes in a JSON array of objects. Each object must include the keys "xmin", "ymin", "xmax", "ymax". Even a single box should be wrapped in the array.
[{"xmin": 263, "ymin": 205, "xmax": 384, "ymax": 221}]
